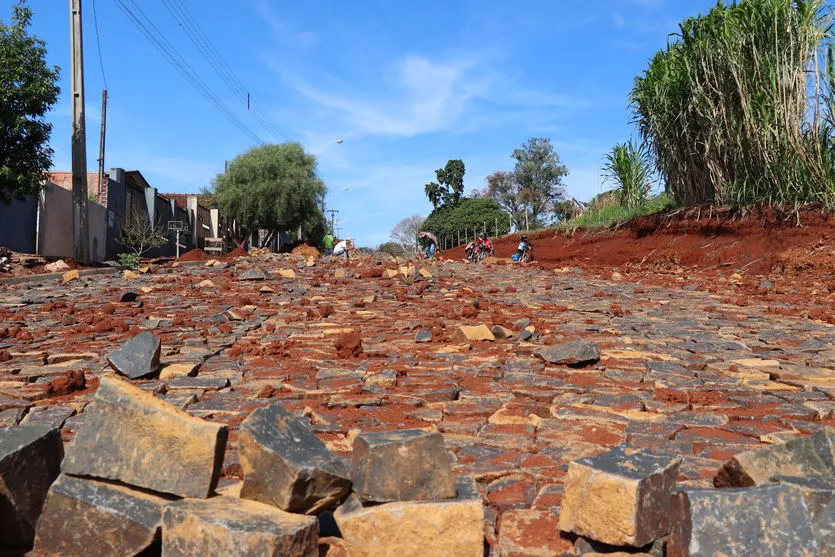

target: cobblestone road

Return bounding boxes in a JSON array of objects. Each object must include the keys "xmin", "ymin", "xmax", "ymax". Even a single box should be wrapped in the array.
[{"xmin": 2, "ymin": 254, "xmax": 833, "ymax": 554}]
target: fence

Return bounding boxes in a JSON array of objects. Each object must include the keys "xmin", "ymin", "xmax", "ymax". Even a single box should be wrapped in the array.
[{"xmin": 435, "ymin": 216, "xmax": 515, "ymax": 251}]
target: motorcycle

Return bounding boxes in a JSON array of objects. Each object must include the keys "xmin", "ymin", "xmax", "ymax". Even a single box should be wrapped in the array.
[
  {"xmin": 476, "ymin": 245, "xmax": 494, "ymax": 262},
  {"xmin": 512, "ymin": 241, "xmax": 534, "ymax": 263},
  {"xmin": 464, "ymin": 242, "xmax": 477, "ymax": 263}
]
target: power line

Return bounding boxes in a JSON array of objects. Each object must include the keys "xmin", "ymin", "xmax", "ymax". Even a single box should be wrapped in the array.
[
  {"xmin": 91, "ymin": 0, "xmax": 108, "ymax": 88},
  {"xmin": 113, "ymin": 0, "xmax": 265, "ymax": 145},
  {"xmin": 160, "ymin": 0, "xmax": 293, "ymax": 142}
]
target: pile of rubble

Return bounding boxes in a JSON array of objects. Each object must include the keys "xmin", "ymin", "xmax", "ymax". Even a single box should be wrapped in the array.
[
  {"xmin": 558, "ymin": 430, "xmax": 834, "ymax": 556},
  {"xmin": 292, "ymin": 244, "xmax": 321, "ymax": 258},
  {"xmin": 1, "ymin": 373, "xmax": 482, "ymax": 555}
]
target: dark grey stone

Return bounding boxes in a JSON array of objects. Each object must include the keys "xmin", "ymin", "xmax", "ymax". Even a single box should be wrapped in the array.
[
  {"xmin": 32, "ymin": 474, "xmax": 172, "ymax": 556},
  {"xmin": 535, "ymin": 340, "xmax": 601, "ymax": 366},
  {"xmin": 0, "ymin": 425, "xmax": 63, "ymax": 549},
  {"xmin": 351, "ymin": 429, "xmax": 456, "ymax": 503},
  {"xmin": 715, "ymin": 428, "xmax": 835, "ymax": 488},
  {"xmin": 415, "ymin": 329, "xmax": 432, "ymax": 343},
  {"xmin": 119, "ymin": 291, "xmax": 139, "ymax": 302},
  {"xmin": 773, "ymin": 476, "xmax": 835, "ymax": 553},
  {"xmin": 668, "ymin": 484, "xmax": 819, "ymax": 557},
  {"xmin": 165, "ymin": 376, "xmax": 230, "ymax": 391},
  {"xmin": 19, "ymin": 406, "xmax": 76, "ymax": 429},
  {"xmin": 239, "ymin": 402, "xmax": 351, "ymax": 514},
  {"xmin": 237, "ymin": 268, "xmax": 271, "ymax": 281},
  {"xmin": 106, "ymin": 332, "xmax": 161, "ymax": 379}
]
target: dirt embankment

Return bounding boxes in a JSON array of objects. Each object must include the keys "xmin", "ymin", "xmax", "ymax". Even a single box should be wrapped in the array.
[{"xmin": 442, "ymin": 206, "xmax": 835, "ymax": 309}]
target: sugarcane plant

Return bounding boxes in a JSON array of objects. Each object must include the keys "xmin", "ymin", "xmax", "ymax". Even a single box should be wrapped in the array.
[
  {"xmin": 630, "ymin": 0, "xmax": 835, "ymax": 209},
  {"xmin": 602, "ymin": 139, "xmax": 653, "ymax": 210}
]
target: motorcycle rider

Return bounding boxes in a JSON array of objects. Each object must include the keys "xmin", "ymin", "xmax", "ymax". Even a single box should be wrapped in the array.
[{"xmin": 516, "ymin": 234, "xmax": 531, "ymax": 260}]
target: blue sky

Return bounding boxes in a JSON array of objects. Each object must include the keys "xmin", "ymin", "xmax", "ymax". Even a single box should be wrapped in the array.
[{"xmin": 26, "ymin": 0, "xmax": 718, "ymax": 247}]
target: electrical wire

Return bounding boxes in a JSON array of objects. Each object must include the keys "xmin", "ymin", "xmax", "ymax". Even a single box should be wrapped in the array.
[
  {"xmin": 91, "ymin": 0, "xmax": 108, "ymax": 88},
  {"xmin": 113, "ymin": 0, "xmax": 265, "ymax": 145},
  {"xmin": 160, "ymin": 0, "xmax": 293, "ymax": 142}
]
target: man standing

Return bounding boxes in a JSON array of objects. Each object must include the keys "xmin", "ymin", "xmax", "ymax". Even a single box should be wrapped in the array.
[
  {"xmin": 419, "ymin": 231, "xmax": 438, "ymax": 259},
  {"xmin": 322, "ymin": 232, "xmax": 334, "ymax": 256}
]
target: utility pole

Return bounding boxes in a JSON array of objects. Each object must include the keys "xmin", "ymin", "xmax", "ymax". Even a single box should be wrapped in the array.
[
  {"xmin": 327, "ymin": 209, "xmax": 339, "ymax": 235},
  {"xmin": 70, "ymin": 0, "xmax": 89, "ymax": 262},
  {"xmin": 96, "ymin": 89, "xmax": 107, "ymax": 205}
]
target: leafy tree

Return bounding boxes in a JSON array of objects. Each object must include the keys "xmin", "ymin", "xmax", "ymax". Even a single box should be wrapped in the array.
[
  {"xmin": 389, "ymin": 214, "xmax": 425, "ymax": 252},
  {"xmin": 378, "ymin": 241, "xmax": 405, "ymax": 257},
  {"xmin": 422, "ymin": 198, "xmax": 510, "ymax": 247},
  {"xmin": 212, "ymin": 142, "xmax": 326, "ymax": 247},
  {"xmin": 511, "ymin": 137, "xmax": 568, "ymax": 226},
  {"xmin": 424, "ymin": 159, "xmax": 465, "ymax": 209},
  {"xmin": 483, "ymin": 138, "xmax": 569, "ymax": 229},
  {"xmin": 0, "ymin": 3, "xmax": 60, "ymax": 204}
]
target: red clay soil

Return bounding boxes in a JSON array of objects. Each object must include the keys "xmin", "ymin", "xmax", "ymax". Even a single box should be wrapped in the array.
[
  {"xmin": 334, "ymin": 331, "xmax": 364, "ymax": 359},
  {"xmin": 226, "ymin": 246, "xmax": 249, "ymax": 258},
  {"xmin": 177, "ymin": 248, "xmax": 209, "ymax": 261},
  {"xmin": 442, "ymin": 205, "xmax": 835, "ymax": 305}
]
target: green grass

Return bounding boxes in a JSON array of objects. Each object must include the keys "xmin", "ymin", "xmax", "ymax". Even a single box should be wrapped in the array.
[{"xmin": 559, "ymin": 193, "xmax": 675, "ymax": 231}]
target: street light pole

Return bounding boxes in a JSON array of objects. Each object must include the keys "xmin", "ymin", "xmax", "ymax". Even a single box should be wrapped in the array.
[{"xmin": 315, "ymin": 138, "xmax": 343, "ymax": 157}]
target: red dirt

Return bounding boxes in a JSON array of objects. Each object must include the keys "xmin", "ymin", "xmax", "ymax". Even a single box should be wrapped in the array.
[
  {"xmin": 226, "ymin": 246, "xmax": 248, "ymax": 258},
  {"xmin": 442, "ymin": 205, "xmax": 835, "ymax": 306},
  {"xmin": 178, "ymin": 248, "xmax": 209, "ymax": 261},
  {"xmin": 334, "ymin": 331, "xmax": 364, "ymax": 359},
  {"xmin": 44, "ymin": 369, "xmax": 87, "ymax": 397}
]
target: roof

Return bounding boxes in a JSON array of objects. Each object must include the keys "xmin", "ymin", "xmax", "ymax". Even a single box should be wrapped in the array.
[{"xmin": 159, "ymin": 193, "xmax": 213, "ymax": 211}]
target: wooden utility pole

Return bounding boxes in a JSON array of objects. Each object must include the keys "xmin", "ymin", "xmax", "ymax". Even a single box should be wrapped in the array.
[
  {"xmin": 70, "ymin": 0, "xmax": 89, "ymax": 262},
  {"xmin": 96, "ymin": 89, "xmax": 107, "ymax": 205}
]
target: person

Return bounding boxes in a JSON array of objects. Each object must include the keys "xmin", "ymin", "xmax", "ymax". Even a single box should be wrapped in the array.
[
  {"xmin": 333, "ymin": 238, "xmax": 353, "ymax": 260},
  {"xmin": 481, "ymin": 236, "xmax": 494, "ymax": 257},
  {"xmin": 322, "ymin": 232, "xmax": 334, "ymax": 256},
  {"xmin": 515, "ymin": 234, "xmax": 531, "ymax": 261},
  {"xmin": 419, "ymin": 231, "xmax": 438, "ymax": 259}
]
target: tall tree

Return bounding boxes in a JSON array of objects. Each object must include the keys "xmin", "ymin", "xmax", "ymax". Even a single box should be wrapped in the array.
[
  {"xmin": 511, "ymin": 138, "xmax": 568, "ymax": 226},
  {"xmin": 212, "ymin": 143, "xmax": 326, "ymax": 247},
  {"xmin": 424, "ymin": 159, "xmax": 466, "ymax": 208},
  {"xmin": 0, "ymin": 3, "xmax": 60, "ymax": 204},
  {"xmin": 484, "ymin": 170, "xmax": 524, "ymax": 229},
  {"xmin": 389, "ymin": 214, "xmax": 426, "ymax": 252}
]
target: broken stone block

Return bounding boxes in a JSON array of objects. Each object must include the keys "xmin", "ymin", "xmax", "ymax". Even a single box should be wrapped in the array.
[
  {"xmin": 32, "ymin": 474, "xmax": 171, "ymax": 556},
  {"xmin": 238, "ymin": 268, "xmax": 270, "ymax": 281},
  {"xmin": 536, "ymin": 339, "xmax": 601, "ymax": 366},
  {"xmin": 668, "ymin": 483, "xmax": 819, "ymax": 557},
  {"xmin": 715, "ymin": 428, "xmax": 835, "ymax": 487},
  {"xmin": 335, "ymin": 477, "xmax": 483, "ymax": 557},
  {"xmin": 351, "ymin": 429, "xmax": 456, "ymax": 503},
  {"xmin": 62, "ymin": 375, "xmax": 227, "ymax": 498},
  {"xmin": 415, "ymin": 329, "xmax": 432, "ymax": 343},
  {"xmin": 278, "ymin": 268, "xmax": 296, "ymax": 279},
  {"xmin": 455, "ymin": 324, "xmax": 495, "ymax": 341},
  {"xmin": 163, "ymin": 496, "xmax": 318, "ymax": 557},
  {"xmin": 239, "ymin": 402, "xmax": 351, "ymax": 514},
  {"xmin": 559, "ymin": 445, "xmax": 682, "ymax": 547},
  {"xmin": 106, "ymin": 332, "xmax": 161, "ymax": 379},
  {"xmin": 62, "ymin": 269, "xmax": 79, "ymax": 282},
  {"xmin": 773, "ymin": 475, "xmax": 835, "ymax": 554},
  {"xmin": 0, "ymin": 424, "xmax": 63, "ymax": 549}
]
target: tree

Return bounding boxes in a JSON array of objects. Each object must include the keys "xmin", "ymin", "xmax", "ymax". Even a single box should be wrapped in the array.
[
  {"xmin": 422, "ymin": 198, "xmax": 510, "ymax": 247},
  {"xmin": 424, "ymin": 159, "xmax": 465, "ymax": 209},
  {"xmin": 389, "ymin": 214, "xmax": 425, "ymax": 253},
  {"xmin": 212, "ymin": 143, "xmax": 326, "ymax": 247},
  {"xmin": 483, "ymin": 138, "xmax": 569, "ymax": 229},
  {"xmin": 511, "ymin": 138, "xmax": 568, "ymax": 227},
  {"xmin": 378, "ymin": 242, "xmax": 405, "ymax": 257},
  {"xmin": 118, "ymin": 209, "xmax": 169, "ymax": 257},
  {"xmin": 0, "ymin": 3, "xmax": 60, "ymax": 204}
]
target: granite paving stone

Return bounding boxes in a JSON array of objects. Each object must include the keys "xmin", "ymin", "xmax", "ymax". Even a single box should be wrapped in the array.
[{"xmin": 3, "ymin": 253, "xmax": 835, "ymax": 553}]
